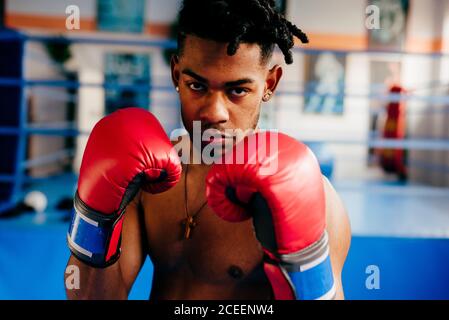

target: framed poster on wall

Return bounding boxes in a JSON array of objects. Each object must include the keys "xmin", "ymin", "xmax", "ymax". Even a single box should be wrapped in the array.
[
  {"xmin": 275, "ymin": 0, "xmax": 287, "ymax": 15},
  {"xmin": 368, "ymin": 0, "xmax": 409, "ymax": 50},
  {"xmin": 104, "ymin": 53, "xmax": 151, "ymax": 114},
  {"xmin": 97, "ymin": 0, "xmax": 146, "ymax": 33},
  {"xmin": 303, "ymin": 52, "xmax": 346, "ymax": 115}
]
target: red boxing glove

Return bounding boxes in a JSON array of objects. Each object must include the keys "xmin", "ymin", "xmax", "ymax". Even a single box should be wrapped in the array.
[
  {"xmin": 206, "ymin": 132, "xmax": 335, "ymax": 299},
  {"xmin": 67, "ymin": 107, "xmax": 182, "ymax": 267}
]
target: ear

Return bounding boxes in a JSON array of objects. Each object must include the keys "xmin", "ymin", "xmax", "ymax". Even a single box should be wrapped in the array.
[
  {"xmin": 170, "ymin": 55, "xmax": 180, "ymax": 89},
  {"xmin": 265, "ymin": 65, "xmax": 283, "ymax": 94}
]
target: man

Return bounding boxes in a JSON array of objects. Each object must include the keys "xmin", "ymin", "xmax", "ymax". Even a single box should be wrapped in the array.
[{"xmin": 65, "ymin": 0, "xmax": 351, "ymax": 300}]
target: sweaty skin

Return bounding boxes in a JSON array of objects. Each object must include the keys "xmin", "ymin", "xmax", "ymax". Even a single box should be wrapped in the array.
[{"xmin": 65, "ymin": 36, "xmax": 351, "ymax": 300}]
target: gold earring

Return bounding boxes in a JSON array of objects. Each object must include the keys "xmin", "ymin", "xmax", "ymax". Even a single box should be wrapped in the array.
[{"xmin": 263, "ymin": 90, "xmax": 272, "ymax": 101}]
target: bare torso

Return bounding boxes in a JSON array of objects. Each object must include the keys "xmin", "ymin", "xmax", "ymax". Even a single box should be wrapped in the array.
[{"xmin": 141, "ymin": 164, "xmax": 273, "ymax": 300}]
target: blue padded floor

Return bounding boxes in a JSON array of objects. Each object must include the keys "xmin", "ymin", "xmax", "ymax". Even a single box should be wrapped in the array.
[
  {"xmin": 2, "ymin": 223, "xmax": 449, "ymax": 300},
  {"xmin": 342, "ymin": 236, "xmax": 449, "ymax": 299},
  {"xmin": 0, "ymin": 174, "xmax": 449, "ymax": 299}
]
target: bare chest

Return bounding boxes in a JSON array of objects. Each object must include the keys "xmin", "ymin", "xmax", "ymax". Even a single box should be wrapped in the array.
[{"xmin": 141, "ymin": 188, "xmax": 266, "ymax": 285}]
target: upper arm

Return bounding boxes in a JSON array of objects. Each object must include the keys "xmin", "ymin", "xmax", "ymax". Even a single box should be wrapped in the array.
[
  {"xmin": 323, "ymin": 176, "xmax": 351, "ymax": 300},
  {"xmin": 118, "ymin": 191, "xmax": 148, "ymax": 294}
]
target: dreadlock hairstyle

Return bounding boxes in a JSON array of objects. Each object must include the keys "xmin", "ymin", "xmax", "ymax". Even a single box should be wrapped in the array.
[{"xmin": 177, "ymin": 0, "xmax": 309, "ymax": 65}]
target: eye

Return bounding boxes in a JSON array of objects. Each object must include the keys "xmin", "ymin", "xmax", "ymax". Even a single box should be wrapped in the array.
[
  {"xmin": 229, "ymin": 88, "xmax": 249, "ymax": 97},
  {"xmin": 188, "ymin": 82, "xmax": 206, "ymax": 92}
]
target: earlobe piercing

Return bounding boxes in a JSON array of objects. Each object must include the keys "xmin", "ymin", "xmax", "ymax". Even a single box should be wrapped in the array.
[{"xmin": 263, "ymin": 90, "xmax": 272, "ymax": 101}]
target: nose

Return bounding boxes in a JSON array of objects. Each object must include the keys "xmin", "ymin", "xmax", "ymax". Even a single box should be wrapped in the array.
[{"xmin": 199, "ymin": 92, "xmax": 229, "ymax": 126}]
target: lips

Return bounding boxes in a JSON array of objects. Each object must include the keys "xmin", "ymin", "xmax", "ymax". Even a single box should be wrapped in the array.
[
  {"xmin": 204, "ymin": 129, "xmax": 232, "ymax": 143},
  {"xmin": 200, "ymin": 131, "xmax": 234, "ymax": 149}
]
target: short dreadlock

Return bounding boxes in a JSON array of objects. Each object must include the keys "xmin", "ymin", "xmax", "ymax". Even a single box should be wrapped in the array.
[{"xmin": 177, "ymin": 0, "xmax": 308, "ymax": 65}]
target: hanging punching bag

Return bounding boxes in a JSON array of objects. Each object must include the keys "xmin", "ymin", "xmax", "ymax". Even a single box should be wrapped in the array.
[{"xmin": 379, "ymin": 84, "xmax": 407, "ymax": 179}]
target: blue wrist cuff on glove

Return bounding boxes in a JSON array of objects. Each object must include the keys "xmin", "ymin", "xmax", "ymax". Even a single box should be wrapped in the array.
[
  {"xmin": 287, "ymin": 251, "xmax": 335, "ymax": 300},
  {"xmin": 281, "ymin": 231, "xmax": 336, "ymax": 300},
  {"xmin": 66, "ymin": 193, "xmax": 122, "ymax": 268}
]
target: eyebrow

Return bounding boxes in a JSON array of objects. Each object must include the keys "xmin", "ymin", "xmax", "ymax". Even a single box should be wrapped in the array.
[{"xmin": 181, "ymin": 68, "xmax": 255, "ymax": 87}]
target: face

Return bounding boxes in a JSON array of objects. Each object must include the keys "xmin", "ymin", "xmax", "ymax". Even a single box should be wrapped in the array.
[{"xmin": 171, "ymin": 35, "xmax": 283, "ymax": 156}]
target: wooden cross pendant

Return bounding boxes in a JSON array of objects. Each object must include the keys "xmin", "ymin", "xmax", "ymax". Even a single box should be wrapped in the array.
[{"xmin": 182, "ymin": 216, "xmax": 197, "ymax": 239}]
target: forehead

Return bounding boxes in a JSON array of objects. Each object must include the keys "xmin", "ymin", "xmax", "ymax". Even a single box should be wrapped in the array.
[{"xmin": 179, "ymin": 35, "xmax": 266, "ymax": 80}]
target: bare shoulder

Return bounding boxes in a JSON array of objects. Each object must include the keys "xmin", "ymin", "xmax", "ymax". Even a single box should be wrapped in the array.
[{"xmin": 322, "ymin": 176, "xmax": 351, "ymax": 299}]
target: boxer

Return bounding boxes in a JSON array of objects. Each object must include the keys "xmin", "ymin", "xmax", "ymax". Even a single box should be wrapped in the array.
[{"xmin": 65, "ymin": 0, "xmax": 350, "ymax": 300}]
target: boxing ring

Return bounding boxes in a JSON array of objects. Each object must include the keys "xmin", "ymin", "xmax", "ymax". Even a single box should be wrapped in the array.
[{"xmin": 1, "ymin": 30, "xmax": 449, "ymax": 300}]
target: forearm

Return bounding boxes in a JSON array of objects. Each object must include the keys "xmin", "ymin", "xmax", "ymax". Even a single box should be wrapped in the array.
[
  {"xmin": 65, "ymin": 255, "xmax": 128, "ymax": 300},
  {"xmin": 64, "ymin": 108, "xmax": 178, "ymax": 299}
]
